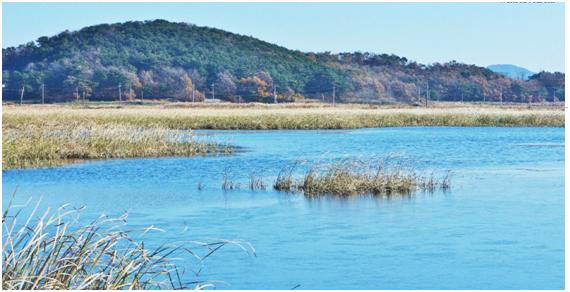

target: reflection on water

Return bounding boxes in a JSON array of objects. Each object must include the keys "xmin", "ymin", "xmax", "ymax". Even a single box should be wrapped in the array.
[{"xmin": 2, "ymin": 127, "xmax": 564, "ymax": 289}]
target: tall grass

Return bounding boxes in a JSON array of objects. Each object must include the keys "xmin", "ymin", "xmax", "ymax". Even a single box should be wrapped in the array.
[
  {"xmin": 3, "ymin": 120, "xmax": 231, "ymax": 170},
  {"xmin": 248, "ymin": 174, "xmax": 267, "ymax": 191},
  {"xmin": 273, "ymin": 159, "xmax": 451, "ymax": 196},
  {"xmin": 2, "ymin": 198, "xmax": 254, "ymax": 290},
  {"xmin": 4, "ymin": 104, "xmax": 564, "ymax": 131},
  {"xmin": 221, "ymin": 171, "xmax": 241, "ymax": 190}
]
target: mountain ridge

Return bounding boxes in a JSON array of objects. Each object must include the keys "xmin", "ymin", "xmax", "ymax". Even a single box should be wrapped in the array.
[{"xmin": 2, "ymin": 20, "xmax": 565, "ymax": 103}]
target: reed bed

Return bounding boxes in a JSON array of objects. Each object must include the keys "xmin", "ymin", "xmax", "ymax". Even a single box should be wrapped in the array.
[
  {"xmin": 273, "ymin": 160, "xmax": 451, "ymax": 196},
  {"xmin": 4, "ymin": 104, "xmax": 564, "ymax": 131},
  {"xmin": 2, "ymin": 199, "xmax": 254, "ymax": 290},
  {"xmin": 3, "ymin": 119, "xmax": 231, "ymax": 170}
]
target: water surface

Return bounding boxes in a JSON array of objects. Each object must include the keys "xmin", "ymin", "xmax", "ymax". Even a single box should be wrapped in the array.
[{"xmin": 3, "ymin": 127, "xmax": 564, "ymax": 289}]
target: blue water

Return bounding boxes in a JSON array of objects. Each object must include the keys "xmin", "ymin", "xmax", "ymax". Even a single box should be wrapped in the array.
[{"xmin": 2, "ymin": 127, "xmax": 564, "ymax": 289}]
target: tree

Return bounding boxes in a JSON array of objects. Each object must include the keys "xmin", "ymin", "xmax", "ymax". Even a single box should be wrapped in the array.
[
  {"xmin": 215, "ymin": 71, "xmax": 237, "ymax": 100},
  {"xmin": 181, "ymin": 74, "xmax": 194, "ymax": 101},
  {"xmin": 238, "ymin": 75, "xmax": 271, "ymax": 102}
]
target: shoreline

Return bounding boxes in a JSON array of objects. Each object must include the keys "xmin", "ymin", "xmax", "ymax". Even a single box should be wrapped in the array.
[{"xmin": 3, "ymin": 102, "xmax": 564, "ymax": 170}]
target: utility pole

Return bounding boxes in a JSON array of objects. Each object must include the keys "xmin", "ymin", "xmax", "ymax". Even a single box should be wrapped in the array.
[
  {"xmin": 118, "ymin": 84, "xmax": 122, "ymax": 103},
  {"xmin": 273, "ymin": 85, "xmax": 277, "ymax": 104},
  {"xmin": 192, "ymin": 87, "xmax": 195, "ymax": 103},
  {"xmin": 332, "ymin": 85, "xmax": 336, "ymax": 106},
  {"xmin": 211, "ymin": 83, "xmax": 215, "ymax": 101},
  {"xmin": 425, "ymin": 82, "xmax": 429, "ymax": 108},
  {"xmin": 19, "ymin": 85, "xmax": 25, "ymax": 105},
  {"xmin": 41, "ymin": 83, "xmax": 45, "ymax": 104},
  {"xmin": 499, "ymin": 88, "xmax": 503, "ymax": 105},
  {"xmin": 417, "ymin": 86, "xmax": 421, "ymax": 99}
]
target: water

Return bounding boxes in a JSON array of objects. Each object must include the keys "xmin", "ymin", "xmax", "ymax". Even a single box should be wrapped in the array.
[{"xmin": 2, "ymin": 127, "xmax": 564, "ymax": 289}]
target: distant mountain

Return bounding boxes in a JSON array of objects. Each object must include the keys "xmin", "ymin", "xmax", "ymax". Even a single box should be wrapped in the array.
[
  {"xmin": 2, "ymin": 20, "xmax": 564, "ymax": 103},
  {"xmin": 487, "ymin": 64, "xmax": 534, "ymax": 80}
]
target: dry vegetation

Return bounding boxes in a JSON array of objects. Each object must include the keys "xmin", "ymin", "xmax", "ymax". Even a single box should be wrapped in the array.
[
  {"xmin": 274, "ymin": 159, "xmax": 451, "ymax": 197},
  {"xmin": 2, "ymin": 198, "xmax": 254, "ymax": 290},
  {"xmin": 3, "ymin": 114, "xmax": 231, "ymax": 170},
  {"xmin": 3, "ymin": 102, "xmax": 564, "ymax": 130}
]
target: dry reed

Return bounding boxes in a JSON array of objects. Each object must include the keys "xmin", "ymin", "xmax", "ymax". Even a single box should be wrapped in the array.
[
  {"xmin": 273, "ymin": 159, "xmax": 451, "ymax": 196},
  {"xmin": 2, "ymin": 198, "xmax": 254, "ymax": 290}
]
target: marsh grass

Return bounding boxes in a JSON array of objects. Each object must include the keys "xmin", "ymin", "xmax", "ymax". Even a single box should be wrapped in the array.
[
  {"xmin": 221, "ymin": 171, "xmax": 241, "ymax": 190},
  {"xmin": 3, "ymin": 120, "xmax": 231, "ymax": 170},
  {"xmin": 274, "ymin": 159, "xmax": 451, "ymax": 197},
  {"xmin": 2, "ymin": 198, "xmax": 254, "ymax": 290},
  {"xmin": 4, "ymin": 104, "xmax": 564, "ymax": 131},
  {"xmin": 248, "ymin": 174, "xmax": 267, "ymax": 191},
  {"xmin": 273, "ymin": 164, "xmax": 298, "ymax": 192}
]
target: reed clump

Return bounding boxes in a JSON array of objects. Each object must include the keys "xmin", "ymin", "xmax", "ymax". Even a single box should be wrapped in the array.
[
  {"xmin": 3, "ymin": 120, "xmax": 231, "ymax": 170},
  {"xmin": 249, "ymin": 174, "xmax": 267, "ymax": 190},
  {"xmin": 273, "ymin": 165, "xmax": 298, "ymax": 192},
  {"xmin": 274, "ymin": 160, "xmax": 451, "ymax": 196},
  {"xmin": 221, "ymin": 171, "xmax": 241, "ymax": 190},
  {"xmin": 2, "ymin": 199, "xmax": 254, "ymax": 290}
]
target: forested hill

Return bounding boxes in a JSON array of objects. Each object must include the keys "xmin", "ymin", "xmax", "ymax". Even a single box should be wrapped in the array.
[{"xmin": 2, "ymin": 20, "xmax": 565, "ymax": 103}]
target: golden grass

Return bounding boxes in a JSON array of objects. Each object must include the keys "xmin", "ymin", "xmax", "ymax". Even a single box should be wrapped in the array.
[
  {"xmin": 2, "ymin": 198, "xmax": 254, "ymax": 290},
  {"xmin": 273, "ymin": 159, "xmax": 451, "ymax": 196},
  {"xmin": 3, "ymin": 119, "xmax": 231, "ymax": 170},
  {"xmin": 4, "ymin": 103, "xmax": 564, "ymax": 131}
]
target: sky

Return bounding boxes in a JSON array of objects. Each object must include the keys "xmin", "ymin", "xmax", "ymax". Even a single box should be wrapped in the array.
[{"xmin": 2, "ymin": 2, "xmax": 565, "ymax": 72}]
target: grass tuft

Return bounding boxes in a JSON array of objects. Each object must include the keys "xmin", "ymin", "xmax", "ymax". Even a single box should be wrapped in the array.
[
  {"xmin": 2, "ymin": 198, "xmax": 254, "ymax": 290},
  {"xmin": 221, "ymin": 171, "xmax": 241, "ymax": 190},
  {"xmin": 273, "ymin": 159, "xmax": 451, "ymax": 196},
  {"xmin": 249, "ymin": 174, "xmax": 267, "ymax": 191}
]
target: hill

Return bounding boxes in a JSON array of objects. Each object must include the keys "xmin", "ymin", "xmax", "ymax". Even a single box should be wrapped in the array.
[
  {"xmin": 2, "ymin": 20, "xmax": 565, "ymax": 103},
  {"xmin": 487, "ymin": 64, "xmax": 535, "ymax": 80}
]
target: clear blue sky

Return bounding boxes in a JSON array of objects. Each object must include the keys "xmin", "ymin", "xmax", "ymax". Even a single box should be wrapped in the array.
[{"xmin": 2, "ymin": 2, "xmax": 565, "ymax": 72}]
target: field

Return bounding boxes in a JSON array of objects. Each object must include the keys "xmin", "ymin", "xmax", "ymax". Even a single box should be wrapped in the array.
[
  {"xmin": 2, "ymin": 102, "xmax": 564, "ymax": 170},
  {"xmin": 4, "ymin": 101, "xmax": 565, "ymax": 128}
]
